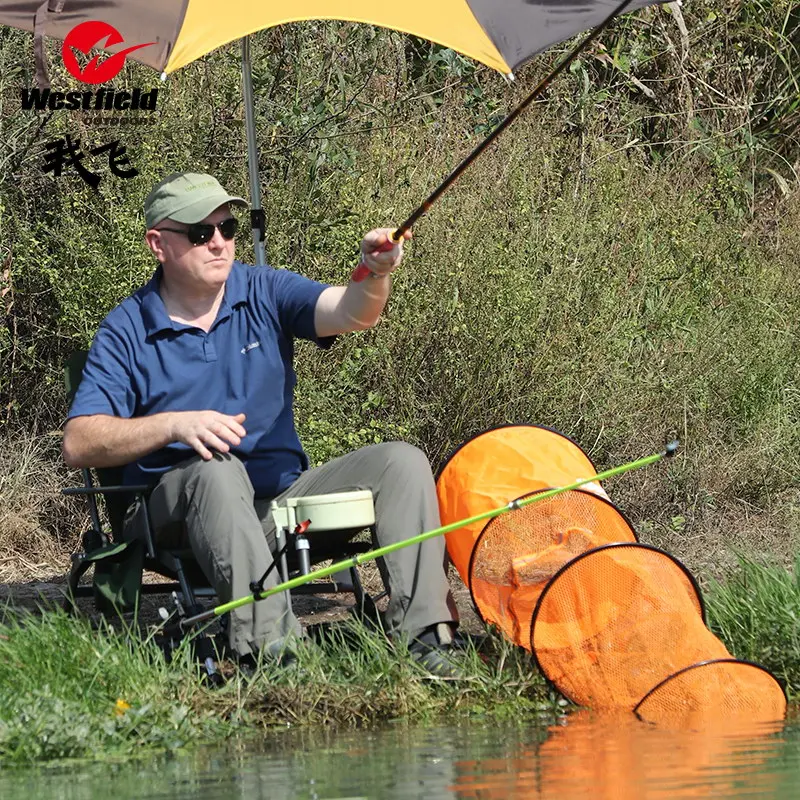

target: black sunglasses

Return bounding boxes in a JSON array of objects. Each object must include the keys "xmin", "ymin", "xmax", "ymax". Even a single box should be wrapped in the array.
[{"xmin": 158, "ymin": 217, "xmax": 239, "ymax": 246}]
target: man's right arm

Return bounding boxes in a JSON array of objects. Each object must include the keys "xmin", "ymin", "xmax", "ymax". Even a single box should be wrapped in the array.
[{"xmin": 62, "ymin": 410, "xmax": 247, "ymax": 469}]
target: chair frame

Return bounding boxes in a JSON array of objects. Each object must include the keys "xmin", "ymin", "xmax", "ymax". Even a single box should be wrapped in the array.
[{"xmin": 62, "ymin": 466, "xmax": 213, "ymax": 614}]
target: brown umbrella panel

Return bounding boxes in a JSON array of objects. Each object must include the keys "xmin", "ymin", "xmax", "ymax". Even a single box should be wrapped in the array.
[{"xmin": 2, "ymin": 0, "xmax": 659, "ymax": 77}]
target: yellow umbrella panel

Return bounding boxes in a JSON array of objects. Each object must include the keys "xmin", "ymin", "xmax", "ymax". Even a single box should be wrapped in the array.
[{"xmin": 171, "ymin": 1, "xmax": 511, "ymax": 75}]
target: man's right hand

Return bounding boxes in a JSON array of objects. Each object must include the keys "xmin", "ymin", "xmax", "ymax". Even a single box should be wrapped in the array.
[{"xmin": 168, "ymin": 410, "xmax": 247, "ymax": 460}]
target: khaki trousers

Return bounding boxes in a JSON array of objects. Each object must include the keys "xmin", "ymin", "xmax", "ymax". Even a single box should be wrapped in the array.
[{"xmin": 138, "ymin": 442, "xmax": 458, "ymax": 657}]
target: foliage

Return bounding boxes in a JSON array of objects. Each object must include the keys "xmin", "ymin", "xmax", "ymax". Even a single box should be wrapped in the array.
[
  {"xmin": 0, "ymin": 610, "xmax": 552, "ymax": 765},
  {"xmin": 0, "ymin": 430, "xmax": 83, "ymax": 580},
  {"xmin": 0, "ymin": 2, "xmax": 799, "ymax": 558},
  {"xmin": 0, "ymin": 609, "xmax": 226, "ymax": 763}
]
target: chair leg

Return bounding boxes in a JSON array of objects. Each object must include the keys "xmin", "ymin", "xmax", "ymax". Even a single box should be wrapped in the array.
[
  {"xmin": 168, "ymin": 554, "xmax": 222, "ymax": 685},
  {"xmin": 62, "ymin": 554, "xmax": 94, "ymax": 614},
  {"xmin": 171, "ymin": 557, "xmax": 198, "ymax": 612},
  {"xmin": 350, "ymin": 567, "xmax": 380, "ymax": 627}
]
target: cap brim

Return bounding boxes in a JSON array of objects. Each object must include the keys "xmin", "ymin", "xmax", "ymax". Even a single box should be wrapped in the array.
[{"xmin": 167, "ymin": 193, "xmax": 248, "ymax": 225}]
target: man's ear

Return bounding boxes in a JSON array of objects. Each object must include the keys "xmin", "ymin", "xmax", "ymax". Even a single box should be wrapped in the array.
[{"xmin": 145, "ymin": 230, "xmax": 165, "ymax": 263}]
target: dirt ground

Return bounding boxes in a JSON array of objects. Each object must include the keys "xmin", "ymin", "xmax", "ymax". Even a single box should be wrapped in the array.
[
  {"xmin": 0, "ymin": 561, "xmax": 486, "ymax": 636},
  {"xmin": 1, "ymin": 497, "xmax": 796, "ymax": 637}
]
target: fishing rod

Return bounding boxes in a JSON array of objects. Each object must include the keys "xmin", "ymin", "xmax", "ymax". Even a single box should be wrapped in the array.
[
  {"xmin": 351, "ymin": 0, "xmax": 637, "ymax": 281},
  {"xmin": 171, "ymin": 440, "xmax": 678, "ymax": 635}
]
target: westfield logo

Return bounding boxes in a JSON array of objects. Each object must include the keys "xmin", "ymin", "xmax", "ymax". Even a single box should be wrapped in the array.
[
  {"xmin": 61, "ymin": 20, "xmax": 155, "ymax": 84},
  {"xmin": 21, "ymin": 19, "xmax": 159, "ymax": 113}
]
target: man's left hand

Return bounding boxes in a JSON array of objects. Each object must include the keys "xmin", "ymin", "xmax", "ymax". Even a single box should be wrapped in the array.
[{"xmin": 360, "ymin": 228, "xmax": 412, "ymax": 277}]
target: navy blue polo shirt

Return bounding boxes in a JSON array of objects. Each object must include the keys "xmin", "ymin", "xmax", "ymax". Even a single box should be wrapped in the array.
[{"xmin": 67, "ymin": 261, "xmax": 333, "ymax": 497}]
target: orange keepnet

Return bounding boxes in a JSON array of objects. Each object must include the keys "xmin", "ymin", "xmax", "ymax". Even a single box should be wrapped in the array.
[
  {"xmin": 437, "ymin": 425, "xmax": 637, "ymax": 649},
  {"xmin": 438, "ymin": 425, "xmax": 612, "ymax": 586},
  {"xmin": 469, "ymin": 489, "xmax": 637, "ymax": 649},
  {"xmin": 436, "ymin": 426, "xmax": 786, "ymax": 724},
  {"xmin": 529, "ymin": 544, "xmax": 725, "ymax": 710}
]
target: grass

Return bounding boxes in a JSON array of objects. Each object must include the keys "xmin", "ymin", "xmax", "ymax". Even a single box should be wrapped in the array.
[
  {"xmin": 2, "ymin": 552, "xmax": 800, "ymax": 766},
  {"xmin": 706, "ymin": 553, "xmax": 800, "ymax": 697},
  {"xmin": 0, "ymin": 432, "xmax": 85, "ymax": 583},
  {"xmin": 0, "ymin": 608, "xmax": 554, "ymax": 766},
  {"xmin": 0, "ymin": 607, "xmax": 224, "ymax": 764}
]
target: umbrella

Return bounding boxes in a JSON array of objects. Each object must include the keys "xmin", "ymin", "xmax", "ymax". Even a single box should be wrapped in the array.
[{"xmin": 1, "ymin": 0, "xmax": 660, "ymax": 265}]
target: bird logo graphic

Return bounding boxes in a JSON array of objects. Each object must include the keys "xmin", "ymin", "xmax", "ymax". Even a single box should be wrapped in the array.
[{"xmin": 62, "ymin": 21, "xmax": 155, "ymax": 84}]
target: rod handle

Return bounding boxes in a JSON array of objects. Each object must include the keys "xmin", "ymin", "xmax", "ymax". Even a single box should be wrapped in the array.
[{"xmin": 350, "ymin": 230, "xmax": 403, "ymax": 282}]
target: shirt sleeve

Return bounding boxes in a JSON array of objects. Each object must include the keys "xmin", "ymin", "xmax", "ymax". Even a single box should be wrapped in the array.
[
  {"xmin": 267, "ymin": 267, "xmax": 336, "ymax": 349},
  {"xmin": 67, "ymin": 321, "xmax": 136, "ymax": 420}
]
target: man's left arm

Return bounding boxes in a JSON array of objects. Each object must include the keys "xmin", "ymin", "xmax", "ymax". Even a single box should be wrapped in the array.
[{"xmin": 314, "ymin": 228, "xmax": 411, "ymax": 337}]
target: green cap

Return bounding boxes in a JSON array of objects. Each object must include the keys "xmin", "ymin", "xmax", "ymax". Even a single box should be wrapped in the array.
[{"xmin": 144, "ymin": 172, "xmax": 247, "ymax": 229}]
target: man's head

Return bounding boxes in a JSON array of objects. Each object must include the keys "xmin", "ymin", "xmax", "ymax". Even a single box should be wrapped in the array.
[{"xmin": 144, "ymin": 172, "xmax": 248, "ymax": 295}]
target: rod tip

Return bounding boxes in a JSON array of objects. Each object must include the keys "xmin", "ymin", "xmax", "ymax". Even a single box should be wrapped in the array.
[{"xmin": 663, "ymin": 440, "xmax": 680, "ymax": 457}]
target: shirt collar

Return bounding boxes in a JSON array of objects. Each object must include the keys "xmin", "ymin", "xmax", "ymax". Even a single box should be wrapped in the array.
[
  {"xmin": 140, "ymin": 261, "xmax": 249, "ymax": 337},
  {"xmin": 140, "ymin": 266, "xmax": 171, "ymax": 336}
]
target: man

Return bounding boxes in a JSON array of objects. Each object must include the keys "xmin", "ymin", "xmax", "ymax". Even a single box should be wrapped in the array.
[{"xmin": 62, "ymin": 171, "xmax": 461, "ymax": 675}]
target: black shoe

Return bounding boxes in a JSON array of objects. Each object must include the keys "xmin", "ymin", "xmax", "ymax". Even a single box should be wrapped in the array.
[
  {"xmin": 450, "ymin": 630, "xmax": 490, "ymax": 652},
  {"xmin": 234, "ymin": 641, "xmax": 300, "ymax": 680},
  {"xmin": 408, "ymin": 623, "xmax": 467, "ymax": 679},
  {"xmin": 262, "ymin": 638, "xmax": 301, "ymax": 672},
  {"xmin": 232, "ymin": 652, "xmax": 258, "ymax": 680},
  {"xmin": 271, "ymin": 650, "xmax": 300, "ymax": 673}
]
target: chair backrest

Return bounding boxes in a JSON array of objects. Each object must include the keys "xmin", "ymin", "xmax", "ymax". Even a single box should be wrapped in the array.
[
  {"xmin": 64, "ymin": 349, "xmax": 134, "ymax": 539},
  {"xmin": 64, "ymin": 350, "xmax": 89, "ymax": 404}
]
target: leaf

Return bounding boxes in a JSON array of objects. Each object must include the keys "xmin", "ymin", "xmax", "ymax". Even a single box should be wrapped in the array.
[{"xmin": 763, "ymin": 167, "xmax": 793, "ymax": 197}]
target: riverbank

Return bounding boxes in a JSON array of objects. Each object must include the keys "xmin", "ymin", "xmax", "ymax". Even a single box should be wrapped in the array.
[
  {"xmin": 0, "ymin": 553, "xmax": 797, "ymax": 766},
  {"xmin": 0, "ymin": 607, "xmax": 554, "ymax": 765},
  {"xmin": 0, "ymin": 1, "xmax": 797, "ymax": 769}
]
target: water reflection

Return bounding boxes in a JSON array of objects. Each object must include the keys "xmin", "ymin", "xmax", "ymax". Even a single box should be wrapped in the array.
[
  {"xmin": 452, "ymin": 710, "xmax": 789, "ymax": 799},
  {"xmin": 0, "ymin": 710, "xmax": 797, "ymax": 799}
]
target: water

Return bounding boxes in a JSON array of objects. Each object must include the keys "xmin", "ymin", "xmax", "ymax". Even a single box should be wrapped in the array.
[{"xmin": 2, "ymin": 710, "xmax": 799, "ymax": 799}]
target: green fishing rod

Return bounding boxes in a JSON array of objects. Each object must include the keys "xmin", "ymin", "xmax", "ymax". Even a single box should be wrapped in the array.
[{"xmin": 172, "ymin": 440, "xmax": 679, "ymax": 634}]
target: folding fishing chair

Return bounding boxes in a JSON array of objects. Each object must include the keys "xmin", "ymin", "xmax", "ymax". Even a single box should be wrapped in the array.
[
  {"xmin": 61, "ymin": 351, "xmax": 380, "ymax": 664},
  {"xmin": 62, "ymin": 351, "xmax": 213, "ymax": 619}
]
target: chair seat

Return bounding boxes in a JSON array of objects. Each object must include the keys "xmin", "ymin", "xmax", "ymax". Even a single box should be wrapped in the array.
[{"xmin": 146, "ymin": 549, "xmax": 211, "ymax": 588}]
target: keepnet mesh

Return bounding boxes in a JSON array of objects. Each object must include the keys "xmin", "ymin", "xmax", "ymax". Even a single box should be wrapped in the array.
[
  {"xmin": 634, "ymin": 660, "xmax": 787, "ymax": 728},
  {"xmin": 529, "ymin": 544, "xmax": 727, "ymax": 710},
  {"xmin": 438, "ymin": 426, "xmax": 786, "ymax": 724},
  {"xmin": 469, "ymin": 489, "xmax": 637, "ymax": 649},
  {"xmin": 438, "ymin": 425, "xmax": 600, "ymax": 587}
]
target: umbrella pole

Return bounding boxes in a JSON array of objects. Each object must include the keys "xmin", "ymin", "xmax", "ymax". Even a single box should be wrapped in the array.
[{"xmin": 241, "ymin": 37, "xmax": 267, "ymax": 266}]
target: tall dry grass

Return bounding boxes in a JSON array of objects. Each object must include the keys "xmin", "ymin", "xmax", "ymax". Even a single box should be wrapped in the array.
[
  {"xmin": 0, "ymin": 5, "xmax": 798, "ymax": 580},
  {"xmin": 0, "ymin": 432, "xmax": 83, "ymax": 581}
]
